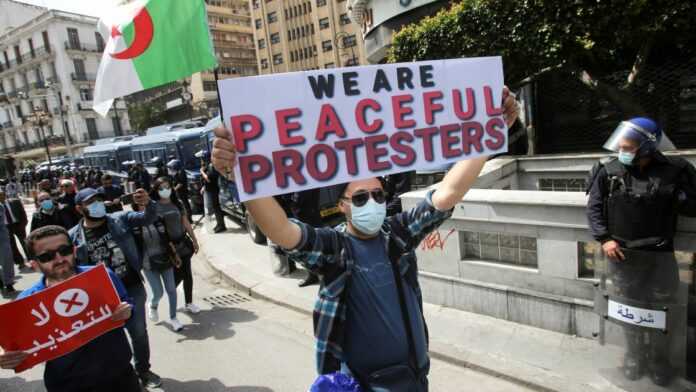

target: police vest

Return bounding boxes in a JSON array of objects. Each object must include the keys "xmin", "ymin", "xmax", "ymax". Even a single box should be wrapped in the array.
[{"xmin": 603, "ymin": 158, "xmax": 682, "ymax": 248}]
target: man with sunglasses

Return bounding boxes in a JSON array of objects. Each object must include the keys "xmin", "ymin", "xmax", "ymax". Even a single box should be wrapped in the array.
[
  {"xmin": 0, "ymin": 225, "xmax": 140, "ymax": 392},
  {"xmin": 68, "ymin": 187, "xmax": 163, "ymax": 389},
  {"xmin": 212, "ymin": 88, "xmax": 519, "ymax": 389}
]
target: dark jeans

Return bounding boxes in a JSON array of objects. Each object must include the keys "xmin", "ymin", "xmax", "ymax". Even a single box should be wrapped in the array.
[
  {"xmin": 175, "ymin": 256, "xmax": 193, "ymax": 304},
  {"xmin": 207, "ymin": 190, "xmax": 226, "ymax": 229},
  {"xmin": 125, "ymin": 281, "xmax": 151, "ymax": 374},
  {"xmin": 8, "ymin": 222, "xmax": 26, "ymax": 265},
  {"xmin": 609, "ymin": 249, "xmax": 679, "ymax": 367},
  {"xmin": 49, "ymin": 365, "xmax": 140, "ymax": 392}
]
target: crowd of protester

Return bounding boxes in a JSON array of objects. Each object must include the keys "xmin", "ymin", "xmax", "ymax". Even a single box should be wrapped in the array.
[{"xmin": 0, "ymin": 160, "xmax": 217, "ymax": 390}]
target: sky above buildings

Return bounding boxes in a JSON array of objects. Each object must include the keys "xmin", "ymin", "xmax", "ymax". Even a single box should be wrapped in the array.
[{"xmin": 15, "ymin": 0, "xmax": 121, "ymax": 17}]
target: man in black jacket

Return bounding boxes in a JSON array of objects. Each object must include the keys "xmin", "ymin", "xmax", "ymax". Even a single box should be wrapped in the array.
[
  {"xmin": 0, "ymin": 189, "xmax": 28, "ymax": 268},
  {"xmin": 201, "ymin": 160, "xmax": 226, "ymax": 233}
]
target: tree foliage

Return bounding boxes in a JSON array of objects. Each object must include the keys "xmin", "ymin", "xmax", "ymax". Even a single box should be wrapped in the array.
[
  {"xmin": 127, "ymin": 102, "xmax": 164, "ymax": 134},
  {"xmin": 388, "ymin": 0, "xmax": 696, "ymax": 114}
]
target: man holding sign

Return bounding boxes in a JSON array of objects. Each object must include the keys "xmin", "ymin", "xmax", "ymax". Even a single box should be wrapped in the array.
[
  {"xmin": 0, "ymin": 225, "xmax": 139, "ymax": 392},
  {"xmin": 212, "ymin": 58, "xmax": 518, "ymax": 390}
]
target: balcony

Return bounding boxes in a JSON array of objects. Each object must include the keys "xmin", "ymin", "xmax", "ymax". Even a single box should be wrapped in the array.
[
  {"xmin": 64, "ymin": 41, "xmax": 102, "ymax": 53},
  {"xmin": 13, "ymin": 136, "xmax": 65, "ymax": 152},
  {"xmin": 0, "ymin": 46, "xmax": 53, "ymax": 76},
  {"xmin": 71, "ymin": 73, "xmax": 96, "ymax": 82},
  {"xmin": 20, "ymin": 46, "xmax": 52, "ymax": 62},
  {"xmin": 76, "ymin": 102, "xmax": 94, "ymax": 111},
  {"xmin": 0, "ymin": 121, "xmax": 12, "ymax": 129}
]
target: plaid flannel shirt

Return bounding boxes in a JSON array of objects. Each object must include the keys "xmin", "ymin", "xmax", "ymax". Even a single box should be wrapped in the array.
[{"xmin": 287, "ymin": 190, "xmax": 453, "ymax": 374}]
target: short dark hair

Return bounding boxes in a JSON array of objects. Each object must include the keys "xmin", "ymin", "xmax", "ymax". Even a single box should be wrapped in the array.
[
  {"xmin": 26, "ymin": 225, "xmax": 71, "ymax": 258},
  {"xmin": 101, "ymin": 174, "xmax": 112, "ymax": 181}
]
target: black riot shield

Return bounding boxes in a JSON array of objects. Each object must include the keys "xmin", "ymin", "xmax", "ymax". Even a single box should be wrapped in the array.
[{"xmin": 594, "ymin": 248, "xmax": 694, "ymax": 391}]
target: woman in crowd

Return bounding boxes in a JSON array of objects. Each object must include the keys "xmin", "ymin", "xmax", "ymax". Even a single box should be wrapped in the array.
[
  {"xmin": 150, "ymin": 177, "xmax": 201, "ymax": 315},
  {"xmin": 132, "ymin": 197, "xmax": 183, "ymax": 332}
]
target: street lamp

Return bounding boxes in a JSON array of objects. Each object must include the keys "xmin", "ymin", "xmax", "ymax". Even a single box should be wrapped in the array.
[
  {"xmin": 18, "ymin": 82, "xmax": 74, "ymax": 156},
  {"xmin": 25, "ymin": 107, "xmax": 53, "ymax": 168}
]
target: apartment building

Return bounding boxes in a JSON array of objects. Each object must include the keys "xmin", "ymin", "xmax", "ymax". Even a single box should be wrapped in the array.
[
  {"xmin": 251, "ymin": 0, "xmax": 367, "ymax": 74},
  {"xmin": 0, "ymin": 0, "xmax": 131, "ymax": 161}
]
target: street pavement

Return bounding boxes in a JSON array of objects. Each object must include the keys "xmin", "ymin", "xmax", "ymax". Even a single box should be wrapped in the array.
[{"xmin": 0, "ymin": 209, "xmax": 532, "ymax": 392}]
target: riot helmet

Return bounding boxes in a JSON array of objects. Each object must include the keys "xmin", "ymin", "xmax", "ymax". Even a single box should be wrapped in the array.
[
  {"xmin": 603, "ymin": 117, "xmax": 675, "ymax": 159},
  {"xmin": 167, "ymin": 159, "xmax": 182, "ymax": 171}
]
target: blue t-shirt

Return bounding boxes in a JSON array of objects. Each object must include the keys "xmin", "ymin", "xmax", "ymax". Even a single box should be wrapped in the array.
[
  {"xmin": 18, "ymin": 266, "xmax": 134, "ymax": 391},
  {"xmin": 343, "ymin": 235, "xmax": 428, "ymax": 377}
]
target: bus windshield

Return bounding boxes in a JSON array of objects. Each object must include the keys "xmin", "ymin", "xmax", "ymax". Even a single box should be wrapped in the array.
[{"xmin": 180, "ymin": 138, "xmax": 201, "ymax": 170}]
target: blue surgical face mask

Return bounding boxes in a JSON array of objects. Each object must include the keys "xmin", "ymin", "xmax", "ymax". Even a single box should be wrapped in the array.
[
  {"xmin": 618, "ymin": 150, "xmax": 636, "ymax": 166},
  {"xmin": 86, "ymin": 201, "xmax": 107, "ymax": 219},
  {"xmin": 40, "ymin": 199, "xmax": 54, "ymax": 211},
  {"xmin": 349, "ymin": 199, "xmax": 387, "ymax": 235},
  {"xmin": 158, "ymin": 188, "xmax": 172, "ymax": 199}
]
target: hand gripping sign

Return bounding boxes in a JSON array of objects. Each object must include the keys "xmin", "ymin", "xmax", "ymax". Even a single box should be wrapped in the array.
[
  {"xmin": 0, "ymin": 265, "xmax": 124, "ymax": 372},
  {"xmin": 218, "ymin": 57, "xmax": 508, "ymax": 201}
]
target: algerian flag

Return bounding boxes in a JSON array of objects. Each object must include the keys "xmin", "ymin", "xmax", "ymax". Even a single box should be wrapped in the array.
[{"xmin": 93, "ymin": 0, "xmax": 217, "ymax": 116}]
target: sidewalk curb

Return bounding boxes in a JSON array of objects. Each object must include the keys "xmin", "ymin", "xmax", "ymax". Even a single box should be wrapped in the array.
[
  {"xmin": 198, "ymin": 243, "xmax": 313, "ymax": 318},
  {"xmin": 196, "ymin": 233, "xmax": 562, "ymax": 392}
]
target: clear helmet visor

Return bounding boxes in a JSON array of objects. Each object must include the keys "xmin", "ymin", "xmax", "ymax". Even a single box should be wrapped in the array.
[{"xmin": 602, "ymin": 121, "xmax": 676, "ymax": 152}]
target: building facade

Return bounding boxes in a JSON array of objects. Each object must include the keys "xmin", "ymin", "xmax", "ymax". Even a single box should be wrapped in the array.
[
  {"xmin": 251, "ymin": 0, "xmax": 368, "ymax": 74},
  {"xmin": 0, "ymin": 0, "xmax": 132, "ymax": 162},
  {"xmin": 347, "ymin": 0, "xmax": 446, "ymax": 64}
]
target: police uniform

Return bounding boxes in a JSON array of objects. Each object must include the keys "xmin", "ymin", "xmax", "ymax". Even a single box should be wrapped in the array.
[{"xmin": 587, "ymin": 133, "xmax": 696, "ymax": 384}]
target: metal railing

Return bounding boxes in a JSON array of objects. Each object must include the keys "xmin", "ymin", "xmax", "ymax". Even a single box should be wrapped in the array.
[
  {"xmin": 0, "ymin": 46, "xmax": 53, "ymax": 74},
  {"xmin": 64, "ymin": 41, "xmax": 101, "ymax": 53},
  {"xmin": 71, "ymin": 73, "xmax": 96, "ymax": 81}
]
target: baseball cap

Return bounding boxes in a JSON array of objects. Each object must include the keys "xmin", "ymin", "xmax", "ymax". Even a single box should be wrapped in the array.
[{"xmin": 75, "ymin": 188, "xmax": 105, "ymax": 204}]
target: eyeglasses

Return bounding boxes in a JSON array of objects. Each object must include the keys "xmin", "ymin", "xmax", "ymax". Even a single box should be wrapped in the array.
[
  {"xmin": 35, "ymin": 244, "xmax": 73, "ymax": 264},
  {"xmin": 342, "ymin": 189, "xmax": 386, "ymax": 207}
]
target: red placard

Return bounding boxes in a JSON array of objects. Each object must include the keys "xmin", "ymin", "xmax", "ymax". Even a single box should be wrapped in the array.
[{"xmin": 0, "ymin": 264, "xmax": 125, "ymax": 372}]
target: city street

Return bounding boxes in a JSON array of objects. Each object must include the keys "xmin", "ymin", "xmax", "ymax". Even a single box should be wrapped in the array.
[{"xmin": 0, "ymin": 209, "xmax": 533, "ymax": 392}]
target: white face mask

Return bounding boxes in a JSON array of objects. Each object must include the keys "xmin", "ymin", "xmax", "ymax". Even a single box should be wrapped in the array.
[
  {"xmin": 158, "ymin": 188, "xmax": 172, "ymax": 199},
  {"xmin": 349, "ymin": 199, "xmax": 387, "ymax": 235}
]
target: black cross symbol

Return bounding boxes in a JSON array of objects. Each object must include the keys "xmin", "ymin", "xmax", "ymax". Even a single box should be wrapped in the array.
[{"xmin": 59, "ymin": 292, "xmax": 84, "ymax": 313}]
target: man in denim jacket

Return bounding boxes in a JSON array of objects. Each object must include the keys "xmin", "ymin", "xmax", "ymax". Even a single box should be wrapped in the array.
[{"xmin": 68, "ymin": 187, "xmax": 163, "ymax": 389}]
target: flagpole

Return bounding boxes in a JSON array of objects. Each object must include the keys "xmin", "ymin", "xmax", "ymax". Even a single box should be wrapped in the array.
[{"xmin": 214, "ymin": 68, "xmax": 225, "ymax": 122}]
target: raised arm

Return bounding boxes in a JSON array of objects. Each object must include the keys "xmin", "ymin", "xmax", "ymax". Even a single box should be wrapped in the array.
[
  {"xmin": 123, "ymin": 189, "xmax": 157, "ymax": 228},
  {"xmin": 431, "ymin": 87, "xmax": 520, "ymax": 211},
  {"xmin": 211, "ymin": 128, "xmax": 301, "ymax": 249}
]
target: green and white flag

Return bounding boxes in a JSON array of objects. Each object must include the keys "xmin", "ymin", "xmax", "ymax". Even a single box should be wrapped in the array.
[{"xmin": 93, "ymin": 0, "xmax": 217, "ymax": 116}]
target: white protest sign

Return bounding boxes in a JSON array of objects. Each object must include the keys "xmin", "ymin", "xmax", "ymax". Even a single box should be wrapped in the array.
[{"xmin": 218, "ymin": 57, "xmax": 508, "ymax": 201}]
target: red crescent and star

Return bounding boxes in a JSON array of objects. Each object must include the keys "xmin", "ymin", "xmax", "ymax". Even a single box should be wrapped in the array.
[{"xmin": 109, "ymin": 7, "xmax": 154, "ymax": 60}]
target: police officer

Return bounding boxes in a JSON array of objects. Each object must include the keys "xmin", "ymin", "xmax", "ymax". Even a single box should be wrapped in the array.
[
  {"xmin": 167, "ymin": 159, "xmax": 192, "ymax": 222},
  {"xmin": 586, "ymin": 117, "xmax": 696, "ymax": 386}
]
